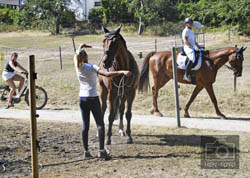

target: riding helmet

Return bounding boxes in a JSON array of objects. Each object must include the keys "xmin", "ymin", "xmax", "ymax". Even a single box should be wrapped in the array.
[{"xmin": 184, "ymin": 17, "xmax": 193, "ymax": 24}]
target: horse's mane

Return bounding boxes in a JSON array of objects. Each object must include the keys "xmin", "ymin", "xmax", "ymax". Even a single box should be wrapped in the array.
[
  {"xmin": 209, "ymin": 47, "xmax": 236, "ymax": 52},
  {"xmin": 118, "ymin": 34, "xmax": 127, "ymax": 49}
]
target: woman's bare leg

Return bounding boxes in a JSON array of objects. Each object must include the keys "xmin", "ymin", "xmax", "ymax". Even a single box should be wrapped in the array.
[
  {"xmin": 6, "ymin": 79, "xmax": 16, "ymax": 104},
  {"xmin": 12, "ymin": 74, "xmax": 24, "ymax": 93}
]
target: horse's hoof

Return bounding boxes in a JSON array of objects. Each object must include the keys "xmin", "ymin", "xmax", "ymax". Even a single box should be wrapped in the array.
[
  {"xmin": 127, "ymin": 137, "xmax": 133, "ymax": 144},
  {"xmin": 106, "ymin": 139, "xmax": 111, "ymax": 145},
  {"xmin": 184, "ymin": 113, "xmax": 190, "ymax": 118},
  {"xmin": 220, "ymin": 115, "xmax": 227, "ymax": 120},
  {"xmin": 119, "ymin": 130, "xmax": 125, "ymax": 137},
  {"xmin": 149, "ymin": 107, "xmax": 154, "ymax": 114},
  {"xmin": 154, "ymin": 112, "xmax": 163, "ymax": 117}
]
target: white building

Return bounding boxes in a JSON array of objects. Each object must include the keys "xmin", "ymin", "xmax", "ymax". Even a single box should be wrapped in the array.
[
  {"xmin": 0, "ymin": 0, "xmax": 25, "ymax": 8},
  {"xmin": 68, "ymin": 0, "xmax": 101, "ymax": 21}
]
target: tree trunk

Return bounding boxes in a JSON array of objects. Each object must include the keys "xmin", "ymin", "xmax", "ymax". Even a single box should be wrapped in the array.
[
  {"xmin": 138, "ymin": 17, "xmax": 143, "ymax": 35},
  {"xmin": 55, "ymin": 15, "xmax": 60, "ymax": 35}
]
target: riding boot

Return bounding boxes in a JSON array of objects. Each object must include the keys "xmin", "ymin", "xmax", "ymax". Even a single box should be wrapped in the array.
[{"xmin": 183, "ymin": 60, "xmax": 193, "ymax": 82}]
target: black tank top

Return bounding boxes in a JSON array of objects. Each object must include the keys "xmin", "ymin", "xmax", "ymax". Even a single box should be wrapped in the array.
[{"xmin": 4, "ymin": 60, "xmax": 17, "ymax": 72}]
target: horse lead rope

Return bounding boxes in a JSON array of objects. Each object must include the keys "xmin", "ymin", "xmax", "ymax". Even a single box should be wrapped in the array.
[
  {"xmin": 112, "ymin": 75, "xmax": 125, "ymax": 120},
  {"xmin": 113, "ymin": 75, "xmax": 125, "ymax": 98},
  {"xmin": 1, "ymin": 163, "xmax": 6, "ymax": 172}
]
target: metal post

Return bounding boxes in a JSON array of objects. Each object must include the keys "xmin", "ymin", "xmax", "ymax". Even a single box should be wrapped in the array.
[
  {"xmin": 171, "ymin": 47, "xmax": 181, "ymax": 127},
  {"xmin": 155, "ymin": 39, "xmax": 157, "ymax": 52},
  {"xmin": 59, "ymin": 46, "xmax": 62, "ymax": 70},
  {"xmin": 234, "ymin": 74, "xmax": 237, "ymax": 92},
  {"xmin": 29, "ymin": 55, "xmax": 39, "ymax": 178},
  {"xmin": 72, "ymin": 38, "xmax": 76, "ymax": 52}
]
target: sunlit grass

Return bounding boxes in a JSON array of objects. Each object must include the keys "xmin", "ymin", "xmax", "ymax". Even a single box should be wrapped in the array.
[{"xmin": 0, "ymin": 31, "xmax": 250, "ymax": 118}]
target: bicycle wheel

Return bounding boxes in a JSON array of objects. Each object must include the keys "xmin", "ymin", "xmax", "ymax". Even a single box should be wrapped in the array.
[
  {"xmin": 25, "ymin": 86, "xmax": 48, "ymax": 110},
  {"xmin": 0, "ymin": 85, "xmax": 10, "ymax": 101}
]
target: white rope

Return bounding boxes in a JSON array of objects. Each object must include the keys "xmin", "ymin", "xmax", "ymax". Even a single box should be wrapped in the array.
[{"xmin": 112, "ymin": 75, "xmax": 125, "ymax": 97}]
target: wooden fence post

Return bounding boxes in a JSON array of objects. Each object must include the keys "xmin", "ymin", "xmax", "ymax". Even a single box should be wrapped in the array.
[
  {"xmin": 29, "ymin": 55, "xmax": 39, "ymax": 178},
  {"xmin": 171, "ymin": 47, "xmax": 181, "ymax": 127}
]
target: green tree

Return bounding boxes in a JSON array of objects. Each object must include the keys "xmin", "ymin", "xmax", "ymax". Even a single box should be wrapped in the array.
[
  {"xmin": 101, "ymin": 0, "xmax": 134, "ymax": 24},
  {"xmin": 88, "ymin": 7, "xmax": 104, "ymax": 25},
  {"xmin": 21, "ymin": 0, "xmax": 75, "ymax": 34},
  {"xmin": 128, "ymin": 0, "xmax": 180, "ymax": 25},
  {"xmin": 178, "ymin": 0, "xmax": 250, "ymax": 35}
]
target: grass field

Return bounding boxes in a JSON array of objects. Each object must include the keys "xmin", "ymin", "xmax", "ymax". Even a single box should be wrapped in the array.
[
  {"xmin": 0, "ymin": 30, "xmax": 250, "ymax": 118},
  {"xmin": 0, "ymin": 30, "xmax": 250, "ymax": 178}
]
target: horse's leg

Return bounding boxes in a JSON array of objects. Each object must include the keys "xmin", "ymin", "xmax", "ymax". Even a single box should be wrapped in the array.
[
  {"xmin": 125, "ymin": 89, "xmax": 136, "ymax": 144},
  {"xmin": 106, "ymin": 106, "xmax": 116, "ymax": 145},
  {"xmin": 184, "ymin": 85, "xmax": 204, "ymax": 118},
  {"xmin": 106, "ymin": 94, "xmax": 118, "ymax": 145},
  {"xmin": 118, "ymin": 99, "xmax": 126, "ymax": 137},
  {"xmin": 99, "ymin": 83, "xmax": 108, "ymax": 119},
  {"xmin": 205, "ymin": 84, "xmax": 226, "ymax": 119},
  {"xmin": 97, "ymin": 83, "xmax": 108, "ymax": 137},
  {"xmin": 151, "ymin": 76, "xmax": 170, "ymax": 117}
]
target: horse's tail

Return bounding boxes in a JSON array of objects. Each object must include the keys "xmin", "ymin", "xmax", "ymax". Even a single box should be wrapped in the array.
[{"xmin": 138, "ymin": 51, "xmax": 156, "ymax": 92}]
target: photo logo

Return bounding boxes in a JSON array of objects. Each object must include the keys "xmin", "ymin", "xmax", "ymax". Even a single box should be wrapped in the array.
[{"xmin": 201, "ymin": 135, "xmax": 239, "ymax": 169}]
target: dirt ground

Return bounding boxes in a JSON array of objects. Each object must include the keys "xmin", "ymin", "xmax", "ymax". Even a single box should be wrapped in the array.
[{"xmin": 1, "ymin": 118, "xmax": 250, "ymax": 178}]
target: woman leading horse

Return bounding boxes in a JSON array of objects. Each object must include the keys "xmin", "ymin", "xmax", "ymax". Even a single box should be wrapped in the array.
[
  {"xmin": 139, "ymin": 46, "xmax": 247, "ymax": 119},
  {"xmin": 99, "ymin": 25, "xmax": 139, "ymax": 144}
]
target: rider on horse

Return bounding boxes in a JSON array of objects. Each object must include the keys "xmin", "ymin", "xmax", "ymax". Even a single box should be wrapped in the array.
[{"xmin": 182, "ymin": 17, "xmax": 201, "ymax": 82}]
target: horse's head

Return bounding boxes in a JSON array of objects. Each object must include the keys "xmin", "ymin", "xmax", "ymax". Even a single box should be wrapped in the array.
[
  {"xmin": 102, "ymin": 25, "xmax": 126, "ymax": 69},
  {"xmin": 229, "ymin": 47, "xmax": 247, "ymax": 77}
]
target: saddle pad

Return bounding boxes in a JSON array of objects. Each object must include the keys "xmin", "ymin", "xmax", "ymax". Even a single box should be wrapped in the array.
[{"xmin": 177, "ymin": 53, "xmax": 202, "ymax": 70}]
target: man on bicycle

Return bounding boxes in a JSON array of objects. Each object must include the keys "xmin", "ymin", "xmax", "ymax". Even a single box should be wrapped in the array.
[{"xmin": 2, "ymin": 52, "xmax": 28, "ymax": 108}]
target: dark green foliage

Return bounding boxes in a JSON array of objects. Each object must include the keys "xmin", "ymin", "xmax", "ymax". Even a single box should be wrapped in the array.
[
  {"xmin": 0, "ymin": 7, "xmax": 22, "ymax": 25},
  {"xmin": 101, "ymin": 0, "xmax": 134, "ymax": 23},
  {"xmin": 19, "ymin": 0, "xmax": 75, "ymax": 34},
  {"xmin": 0, "ymin": 0, "xmax": 249, "ymax": 36},
  {"xmin": 88, "ymin": 8, "xmax": 104, "ymax": 24},
  {"xmin": 178, "ymin": 0, "xmax": 250, "ymax": 35}
]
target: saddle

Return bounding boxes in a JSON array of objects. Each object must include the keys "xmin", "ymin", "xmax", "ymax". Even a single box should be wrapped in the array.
[
  {"xmin": 180, "ymin": 47, "xmax": 200, "ymax": 67},
  {"xmin": 177, "ymin": 47, "xmax": 210, "ymax": 84}
]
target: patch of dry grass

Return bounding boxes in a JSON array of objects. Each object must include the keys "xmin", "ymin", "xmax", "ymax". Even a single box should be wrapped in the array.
[{"xmin": 0, "ymin": 31, "xmax": 250, "ymax": 118}]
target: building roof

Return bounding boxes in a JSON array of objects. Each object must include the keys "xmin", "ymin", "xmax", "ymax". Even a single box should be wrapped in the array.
[{"xmin": 0, "ymin": 0, "xmax": 20, "ymax": 6}]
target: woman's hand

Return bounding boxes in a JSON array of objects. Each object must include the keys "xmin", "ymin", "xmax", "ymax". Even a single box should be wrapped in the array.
[
  {"xmin": 80, "ymin": 43, "xmax": 92, "ymax": 48},
  {"xmin": 123, "ymin": 71, "xmax": 131, "ymax": 77}
]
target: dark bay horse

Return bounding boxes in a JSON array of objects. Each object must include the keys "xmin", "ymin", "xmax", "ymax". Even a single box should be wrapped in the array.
[
  {"xmin": 139, "ymin": 46, "xmax": 247, "ymax": 119},
  {"xmin": 98, "ymin": 25, "xmax": 139, "ymax": 144}
]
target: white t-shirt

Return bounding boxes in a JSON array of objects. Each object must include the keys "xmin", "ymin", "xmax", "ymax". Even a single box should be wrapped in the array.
[
  {"xmin": 74, "ymin": 58, "xmax": 100, "ymax": 97},
  {"xmin": 182, "ymin": 26, "xmax": 196, "ymax": 47}
]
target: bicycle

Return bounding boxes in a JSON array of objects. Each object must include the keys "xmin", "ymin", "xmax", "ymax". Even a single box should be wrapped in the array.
[{"xmin": 0, "ymin": 73, "xmax": 48, "ymax": 110}]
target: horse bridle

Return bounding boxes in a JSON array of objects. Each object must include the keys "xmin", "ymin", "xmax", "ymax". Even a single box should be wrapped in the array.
[{"xmin": 224, "ymin": 48, "xmax": 243, "ymax": 72}]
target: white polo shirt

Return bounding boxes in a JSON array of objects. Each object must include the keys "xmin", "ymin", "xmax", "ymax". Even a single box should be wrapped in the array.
[
  {"xmin": 74, "ymin": 57, "xmax": 100, "ymax": 97},
  {"xmin": 182, "ymin": 27, "xmax": 196, "ymax": 55},
  {"xmin": 182, "ymin": 26, "xmax": 196, "ymax": 47}
]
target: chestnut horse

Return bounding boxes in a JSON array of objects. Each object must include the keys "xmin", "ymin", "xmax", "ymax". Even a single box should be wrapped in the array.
[
  {"xmin": 139, "ymin": 46, "xmax": 247, "ymax": 119},
  {"xmin": 98, "ymin": 25, "xmax": 139, "ymax": 144}
]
